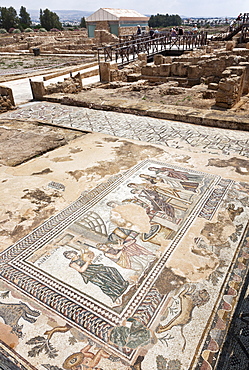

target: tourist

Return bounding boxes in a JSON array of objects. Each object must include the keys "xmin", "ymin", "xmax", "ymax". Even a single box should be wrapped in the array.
[
  {"xmin": 137, "ymin": 25, "xmax": 142, "ymax": 35},
  {"xmin": 149, "ymin": 27, "xmax": 155, "ymax": 39},
  {"xmin": 236, "ymin": 13, "xmax": 242, "ymax": 22},
  {"xmin": 192, "ymin": 24, "xmax": 198, "ymax": 35},
  {"xmin": 178, "ymin": 27, "xmax": 184, "ymax": 36},
  {"xmin": 171, "ymin": 28, "xmax": 177, "ymax": 37},
  {"xmin": 229, "ymin": 19, "xmax": 235, "ymax": 32},
  {"xmin": 154, "ymin": 28, "xmax": 159, "ymax": 37}
]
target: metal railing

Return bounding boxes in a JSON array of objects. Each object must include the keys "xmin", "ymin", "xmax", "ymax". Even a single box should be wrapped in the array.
[
  {"xmin": 98, "ymin": 32, "xmax": 208, "ymax": 67},
  {"xmin": 214, "ymin": 13, "xmax": 249, "ymax": 41}
]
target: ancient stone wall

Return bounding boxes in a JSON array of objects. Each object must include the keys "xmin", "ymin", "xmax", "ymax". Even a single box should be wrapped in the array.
[
  {"xmin": 30, "ymin": 73, "xmax": 83, "ymax": 99},
  {"xmin": 0, "ymin": 30, "xmax": 95, "ymax": 54},
  {"xmin": 0, "ymin": 85, "xmax": 15, "ymax": 112},
  {"xmin": 118, "ymin": 26, "xmax": 149, "ymax": 36},
  {"xmin": 215, "ymin": 64, "xmax": 249, "ymax": 108},
  {"xmin": 98, "ymin": 42, "xmax": 249, "ymax": 109},
  {"xmin": 139, "ymin": 47, "xmax": 249, "ymax": 87},
  {"xmin": 95, "ymin": 21, "xmax": 110, "ymax": 32},
  {"xmin": 94, "ymin": 30, "xmax": 118, "ymax": 45}
]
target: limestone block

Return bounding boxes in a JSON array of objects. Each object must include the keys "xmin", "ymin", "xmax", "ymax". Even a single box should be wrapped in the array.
[
  {"xmin": 138, "ymin": 53, "xmax": 147, "ymax": 63},
  {"xmin": 154, "ymin": 54, "xmax": 164, "ymax": 65},
  {"xmin": 137, "ymin": 53, "xmax": 147, "ymax": 67},
  {"xmin": 208, "ymin": 83, "xmax": 219, "ymax": 90},
  {"xmin": 0, "ymin": 85, "xmax": 15, "ymax": 106},
  {"xmin": 127, "ymin": 73, "xmax": 141, "ymax": 82},
  {"xmin": 216, "ymin": 75, "xmax": 243, "ymax": 108},
  {"xmin": 187, "ymin": 65, "xmax": 201, "ymax": 79},
  {"xmin": 228, "ymin": 66, "xmax": 246, "ymax": 76},
  {"xmin": 141, "ymin": 65, "xmax": 159, "ymax": 76},
  {"xmin": 171, "ymin": 62, "xmax": 189, "ymax": 77},
  {"xmin": 200, "ymin": 58, "xmax": 226, "ymax": 77},
  {"xmin": 99, "ymin": 62, "xmax": 117, "ymax": 83},
  {"xmin": 239, "ymin": 62, "xmax": 249, "ymax": 93},
  {"xmin": 29, "ymin": 80, "xmax": 46, "ymax": 100},
  {"xmin": 159, "ymin": 64, "xmax": 171, "ymax": 77},
  {"xmin": 226, "ymin": 41, "xmax": 235, "ymax": 51},
  {"xmin": 203, "ymin": 90, "xmax": 216, "ymax": 99},
  {"xmin": 221, "ymin": 70, "xmax": 231, "ymax": 78}
]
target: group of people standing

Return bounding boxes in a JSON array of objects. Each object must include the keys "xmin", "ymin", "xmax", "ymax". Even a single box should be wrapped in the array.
[
  {"xmin": 137, "ymin": 25, "xmax": 159, "ymax": 38},
  {"xmin": 170, "ymin": 27, "xmax": 185, "ymax": 37},
  {"xmin": 136, "ymin": 25, "xmax": 200, "ymax": 39}
]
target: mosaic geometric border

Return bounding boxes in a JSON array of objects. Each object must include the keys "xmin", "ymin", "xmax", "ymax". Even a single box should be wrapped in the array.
[
  {"xmin": 0, "ymin": 160, "xmax": 234, "ymax": 363},
  {"xmin": 196, "ymin": 221, "xmax": 249, "ymax": 369}
]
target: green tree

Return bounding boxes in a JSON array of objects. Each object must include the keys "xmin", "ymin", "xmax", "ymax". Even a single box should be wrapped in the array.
[
  {"xmin": 0, "ymin": 6, "xmax": 18, "ymax": 31},
  {"xmin": 39, "ymin": 8, "xmax": 62, "ymax": 31},
  {"xmin": 80, "ymin": 16, "xmax": 86, "ymax": 28},
  {"xmin": 149, "ymin": 13, "xmax": 182, "ymax": 28},
  {"xmin": 19, "ymin": 6, "xmax": 32, "ymax": 29}
]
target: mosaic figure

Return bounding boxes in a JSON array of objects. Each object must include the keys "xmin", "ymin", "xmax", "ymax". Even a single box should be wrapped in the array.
[
  {"xmin": 63, "ymin": 250, "xmax": 129, "ymax": 304},
  {"xmin": 129, "ymin": 182, "xmax": 177, "ymax": 216},
  {"xmin": 156, "ymin": 285, "xmax": 210, "ymax": 351},
  {"xmin": 0, "ymin": 301, "xmax": 40, "ymax": 338},
  {"xmin": 98, "ymin": 228, "xmax": 155, "ymax": 272},
  {"xmin": 148, "ymin": 166, "xmax": 201, "ymax": 192},
  {"xmin": 109, "ymin": 318, "xmax": 151, "ymax": 349},
  {"xmin": 63, "ymin": 343, "xmax": 110, "ymax": 370}
]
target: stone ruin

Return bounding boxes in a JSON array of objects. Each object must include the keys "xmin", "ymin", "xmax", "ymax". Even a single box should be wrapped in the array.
[
  {"xmin": 0, "ymin": 86, "xmax": 15, "ymax": 112},
  {"xmin": 30, "ymin": 72, "xmax": 83, "ymax": 100},
  {"xmin": 0, "ymin": 29, "xmax": 118, "ymax": 56},
  {"xmin": 98, "ymin": 40, "xmax": 249, "ymax": 109}
]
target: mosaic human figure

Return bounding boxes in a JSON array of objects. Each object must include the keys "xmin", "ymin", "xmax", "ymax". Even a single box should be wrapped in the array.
[
  {"xmin": 63, "ymin": 250, "xmax": 129, "ymax": 304},
  {"xmin": 63, "ymin": 343, "xmax": 110, "ymax": 370},
  {"xmin": 97, "ymin": 228, "xmax": 155, "ymax": 272},
  {"xmin": 127, "ymin": 182, "xmax": 178, "ymax": 219},
  {"xmin": 148, "ymin": 166, "xmax": 201, "ymax": 192}
]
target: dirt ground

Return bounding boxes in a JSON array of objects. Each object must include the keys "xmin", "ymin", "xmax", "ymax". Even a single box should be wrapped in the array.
[
  {"xmin": 82, "ymin": 81, "xmax": 216, "ymax": 109},
  {"xmin": 0, "ymin": 54, "xmax": 96, "ymax": 82},
  {"xmin": 0, "ymin": 119, "xmax": 85, "ymax": 166},
  {"xmin": 56, "ymin": 80, "xmax": 249, "ymax": 118}
]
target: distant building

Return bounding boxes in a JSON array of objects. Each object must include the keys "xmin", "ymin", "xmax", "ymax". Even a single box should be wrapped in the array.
[{"xmin": 86, "ymin": 8, "xmax": 149, "ymax": 37}]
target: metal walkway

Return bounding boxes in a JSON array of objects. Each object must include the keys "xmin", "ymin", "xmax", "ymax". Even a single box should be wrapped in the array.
[
  {"xmin": 97, "ymin": 32, "xmax": 208, "ymax": 68},
  {"xmin": 214, "ymin": 12, "xmax": 249, "ymax": 41}
]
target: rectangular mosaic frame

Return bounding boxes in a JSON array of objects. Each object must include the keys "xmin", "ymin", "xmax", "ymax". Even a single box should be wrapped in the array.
[{"xmin": 0, "ymin": 159, "xmax": 234, "ymax": 363}]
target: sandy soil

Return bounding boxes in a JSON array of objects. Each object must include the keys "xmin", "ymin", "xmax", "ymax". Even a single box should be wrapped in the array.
[{"xmin": 0, "ymin": 118, "xmax": 85, "ymax": 166}]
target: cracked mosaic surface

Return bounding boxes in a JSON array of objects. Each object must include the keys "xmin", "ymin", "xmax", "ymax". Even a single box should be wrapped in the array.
[
  {"xmin": 2, "ymin": 102, "xmax": 249, "ymax": 369},
  {"xmin": 1, "ymin": 158, "xmax": 249, "ymax": 370},
  {"xmin": 3, "ymin": 101, "xmax": 249, "ymax": 158}
]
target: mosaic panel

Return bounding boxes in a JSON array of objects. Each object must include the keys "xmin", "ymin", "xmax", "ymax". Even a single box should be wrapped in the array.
[{"xmin": 1, "ymin": 159, "xmax": 249, "ymax": 369}]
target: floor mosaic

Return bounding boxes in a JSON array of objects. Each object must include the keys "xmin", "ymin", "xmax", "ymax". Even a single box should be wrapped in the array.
[
  {"xmin": 1, "ymin": 158, "xmax": 249, "ymax": 370},
  {"xmin": 3, "ymin": 101, "xmax": 249, "ymax": 158}
]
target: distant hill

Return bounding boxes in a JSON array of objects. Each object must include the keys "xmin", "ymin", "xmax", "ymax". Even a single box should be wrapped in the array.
[{"xmin": 28, "ymin": 9, "xmax": 92, "ymax": 22}]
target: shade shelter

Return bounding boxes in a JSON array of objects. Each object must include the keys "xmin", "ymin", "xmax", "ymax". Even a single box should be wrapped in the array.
[{"xmin": 86, "ymin": 8, "xmax": 149, "ymax": 37}]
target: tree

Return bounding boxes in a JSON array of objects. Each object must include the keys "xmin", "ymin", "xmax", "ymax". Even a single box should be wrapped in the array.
[
  {"xmin": 80, "ymin": 17, "xmax": 86, "ymax": 28},
  {"xmin": 39, "ymin": 8, "xmax": 62, "ymax": 31},
  {"xmin": 149, "ymin": 14, "xmax": 182, "ymax": 28},
  {"xmin": 19, "ymin": 6, "xmax": 31, "ymax": 29},
  {"xmin": 0, "ymin": 6, "xmax": 18, "ymax": 31}
]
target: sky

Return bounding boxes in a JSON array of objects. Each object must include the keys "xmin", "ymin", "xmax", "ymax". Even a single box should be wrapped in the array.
[{"xmin": 1, "ymin": 0, "xmax": 248, "ymax": 18}]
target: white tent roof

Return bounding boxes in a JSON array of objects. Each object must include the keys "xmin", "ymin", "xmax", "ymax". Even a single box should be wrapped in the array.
[{"xmin": 86, "ymin": 8, "xmax": 149, "ymax": 22}]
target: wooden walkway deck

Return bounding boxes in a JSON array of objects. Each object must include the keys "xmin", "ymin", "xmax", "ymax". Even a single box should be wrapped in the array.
[{"xmin": 98, "ymin": 32, "xmax": 208, "ymax": 68}]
